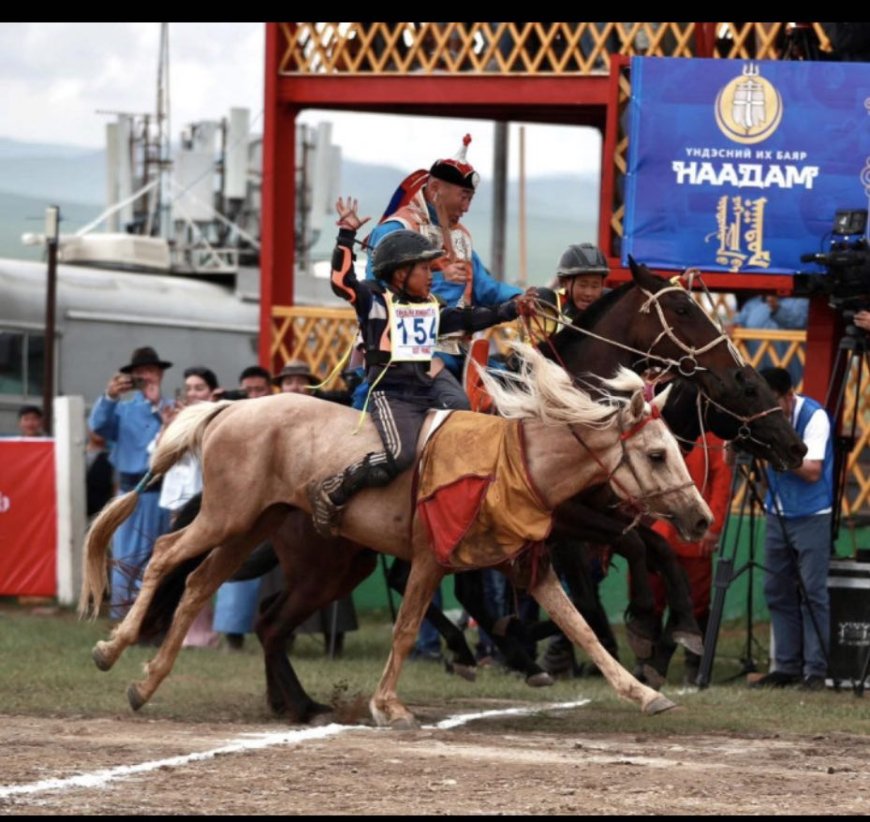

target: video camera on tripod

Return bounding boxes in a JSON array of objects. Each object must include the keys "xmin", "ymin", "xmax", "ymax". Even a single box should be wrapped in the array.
[{"xmin": 793, "ymin": 209, "xmax": 870, "ymax": 333}]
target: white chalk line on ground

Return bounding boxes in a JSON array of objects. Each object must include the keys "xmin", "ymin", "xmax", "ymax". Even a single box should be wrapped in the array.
[{"xmin": 0, "ymin": 699, "xmax": 591, "ymax": 799}]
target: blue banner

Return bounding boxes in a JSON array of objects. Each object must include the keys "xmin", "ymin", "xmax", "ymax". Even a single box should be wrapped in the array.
[{"xmin": 622, "ymin": 57, "xmax": 870, "ymax": 274}]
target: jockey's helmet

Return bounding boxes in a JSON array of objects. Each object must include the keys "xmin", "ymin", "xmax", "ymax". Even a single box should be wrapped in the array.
[
  {"xmin": 372, "ymin": 230, "xmax": 444, "ymax": 280},
  {"xmin": 556, "ymin": 243, "xmax": 609, "ymax": 280}
]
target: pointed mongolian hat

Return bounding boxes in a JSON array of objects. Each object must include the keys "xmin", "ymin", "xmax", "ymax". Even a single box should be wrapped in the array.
[{"xmin": 429, "ymin": 133, "xmax": 480, "ymax": 191}]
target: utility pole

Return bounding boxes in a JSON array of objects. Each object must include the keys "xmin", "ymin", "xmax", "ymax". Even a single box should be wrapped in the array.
[
  {"xmin": 490, "ymin": 122, "xmax": 508, "ymax": 281},
  {"xmin": 42, "ymin": 205, "xmax": 60, "ymax": 436}
]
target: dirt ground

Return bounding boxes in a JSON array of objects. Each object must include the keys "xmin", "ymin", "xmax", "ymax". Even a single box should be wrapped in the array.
[{"xmin": 1, "ymin": 706, "xmax": 868, "ymax": 815}]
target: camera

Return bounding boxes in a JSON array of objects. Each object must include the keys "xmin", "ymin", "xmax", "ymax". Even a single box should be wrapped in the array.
[{"xmin": 792, "ymin": 209, "xmax": 870, "ymax": 319}]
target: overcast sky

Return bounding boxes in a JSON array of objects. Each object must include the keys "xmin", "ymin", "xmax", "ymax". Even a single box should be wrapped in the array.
[{"xmin": 0, "ymin": 22, "xmax": 600, "ymax": 178}]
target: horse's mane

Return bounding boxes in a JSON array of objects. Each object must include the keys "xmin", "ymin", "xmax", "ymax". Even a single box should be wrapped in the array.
[{"xmin": 478, "ymin": 342, "xmax": 643, "ymax": 428}]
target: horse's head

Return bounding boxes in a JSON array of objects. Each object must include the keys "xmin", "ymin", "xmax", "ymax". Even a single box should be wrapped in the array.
[
  {"xmin": 702, "ymin": 365, "xmax": 806, "ymax": 470},
  {"xmin": 627, "ymin": 257, "xmax": 806, "ymax": 471},
  {"xmin": 609, "ymin": 379, "xmax": 713, "ymax": 543}
]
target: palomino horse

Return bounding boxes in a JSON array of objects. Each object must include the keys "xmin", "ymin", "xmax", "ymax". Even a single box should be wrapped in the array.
[{"xmin": 82, "ymin": 347, "xmax": 712, "ymax": 727}]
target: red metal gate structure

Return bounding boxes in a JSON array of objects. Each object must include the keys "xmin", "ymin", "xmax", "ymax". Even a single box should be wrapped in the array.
[{"xmin": 259, "ymin": 23, "xmax": 870, "ymax": 518}]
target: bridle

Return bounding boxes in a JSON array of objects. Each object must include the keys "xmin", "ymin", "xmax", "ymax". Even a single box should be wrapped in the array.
[{"xmin": 567, "ymin": 403, "xmax": 696, "ymax": 532}]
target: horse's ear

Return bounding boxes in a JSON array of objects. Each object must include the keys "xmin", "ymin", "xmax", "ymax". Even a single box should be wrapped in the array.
[
  {"xmin": 626, "ymin": 388, "xmax": 645, "ymax": 424},
  {"xmin": 651, "ymin": 383, "xmax": 673, "ymax": 413},
  {"xmin": 628, "ymin": 255, "xmax": 664, "ymax": 292}
]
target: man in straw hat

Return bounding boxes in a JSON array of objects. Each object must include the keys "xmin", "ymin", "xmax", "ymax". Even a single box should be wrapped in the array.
[{"xmin": 89, "ymin": 346, "xmax": 174, "ymax": 620}]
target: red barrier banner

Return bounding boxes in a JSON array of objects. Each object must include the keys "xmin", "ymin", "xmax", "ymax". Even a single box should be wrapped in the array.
[{"xmin": 0, "ymin": 439, "xmax": 56, "ymax": 596}]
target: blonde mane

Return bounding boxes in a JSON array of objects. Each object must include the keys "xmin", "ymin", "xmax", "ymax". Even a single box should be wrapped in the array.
[{"xmin": 478, "ymin": 342, "xmax": 644, "ymax": 428}]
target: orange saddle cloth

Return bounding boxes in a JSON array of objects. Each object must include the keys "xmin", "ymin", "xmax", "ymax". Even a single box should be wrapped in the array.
[{"xmin": 415, "ymin": 412, "xmax": 553, "ymax": 570}]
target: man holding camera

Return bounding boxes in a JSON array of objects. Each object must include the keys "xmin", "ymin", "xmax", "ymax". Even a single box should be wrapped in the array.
[
  {"xmin": 752, "ymin": 367, "xmax": 834, "ymax": 691},
  {"xmin": 89, "ymin": 346, "xmax": 174, "ymax": 620}
]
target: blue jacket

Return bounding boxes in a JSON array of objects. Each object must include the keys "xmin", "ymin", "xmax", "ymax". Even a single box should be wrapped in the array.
[{"xmin": 89, "ymin": 392, "xmax": 169, "ymax": 475}]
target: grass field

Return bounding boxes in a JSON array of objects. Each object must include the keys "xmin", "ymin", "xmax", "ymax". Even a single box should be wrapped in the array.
[{"xmin": 1, "ymin": 599, "xmax": 868, "ymax": 738}]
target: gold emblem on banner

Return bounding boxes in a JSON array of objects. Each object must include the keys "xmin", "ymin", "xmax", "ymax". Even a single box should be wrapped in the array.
[{"xmin": 715, "ymin": 63, "xmax": 783, "ymax": 144}]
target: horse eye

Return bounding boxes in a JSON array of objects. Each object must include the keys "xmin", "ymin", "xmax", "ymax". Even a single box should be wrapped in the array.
[{"xmin": 649, "ymin": 450, "xmax": 666, "ymax": 464}]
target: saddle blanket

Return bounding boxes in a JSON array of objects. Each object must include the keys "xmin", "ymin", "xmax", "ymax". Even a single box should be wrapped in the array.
[{"xmin": 415, "ymin": 411, "xmax": 553, "ymax": 569}]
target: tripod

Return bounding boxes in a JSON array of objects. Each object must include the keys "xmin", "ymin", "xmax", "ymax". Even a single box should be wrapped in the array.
[
  {"xmin": 697, "ymin": 451, "xmax": 835, "ymax": 688},
  {"xmin": 824, "ymin": 327, "xmax": 869, "ymax": 544},
  {"xmin": 696, "ymin": 452, "xmax": 767, "ymax": 688},
  {"xmin": 825, "ymin": 327, "xmax": 870, "ymax": 694}
]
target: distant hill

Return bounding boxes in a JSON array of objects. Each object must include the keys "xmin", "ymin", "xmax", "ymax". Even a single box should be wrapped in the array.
[{"xmin": 0, "ymin": 142, "xmax": 600, "ymax": 287}]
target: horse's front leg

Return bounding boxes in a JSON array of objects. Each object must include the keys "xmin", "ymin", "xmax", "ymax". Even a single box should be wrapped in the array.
[
  {"xmin": 529, "ymin": 565, "xmax": 676, "ymax": 715},
  {"xmin": 370, "ymin": 549, "xmax": 445, "ymax": 730},
  {"xmin": 638, "ymin": 525, "xmax": 703, "ymax": 656}
]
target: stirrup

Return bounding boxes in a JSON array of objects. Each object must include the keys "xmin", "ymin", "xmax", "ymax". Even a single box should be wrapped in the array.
[{"xmin": 309, "ymin": 483, "xmax": 344, "ymax": 538}]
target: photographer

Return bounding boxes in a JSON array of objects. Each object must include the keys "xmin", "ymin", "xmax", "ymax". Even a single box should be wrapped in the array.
[
  {"xmin": 88, "ymin": 346, "xmax": 174, "ymax": 620},
  {"xmin": 751, "ymin": 368, "xmax": 833, "ymax": 691}
]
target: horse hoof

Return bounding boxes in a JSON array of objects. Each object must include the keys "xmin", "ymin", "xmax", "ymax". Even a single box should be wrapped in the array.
[
  {"xmin": 389, "ymin": 715, "xmax": 419, "ymax": 731},
  {"xmin": 643, "ymin": 694, "xmax": 677, "ymax": 715},
  {"xmin": 525, "ymin": 671, "xmax": 555, "ymax": 688},
  {"xmin": 92, "ymin": 642, "xmax": 114, "ymax": 672},
  {"xmin": 446, "ymin": 662, "xmax": 477, "ymax": 683},
  {"xmin": 127, "ymin": 683, "xmax": 148, "ymax": 712},
  {"xmin": 673, "ymin": 631, "xmax": 704, "ymax": 657}
]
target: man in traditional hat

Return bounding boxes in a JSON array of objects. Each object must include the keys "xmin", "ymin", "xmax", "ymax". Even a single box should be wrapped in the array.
[
  {"xmin": 364, "ymin": 134, "xmax": 524, "ymax": 376},
  {"xmin": 89, "ymin": 346, "xmax": 174, "ymax": 620}
]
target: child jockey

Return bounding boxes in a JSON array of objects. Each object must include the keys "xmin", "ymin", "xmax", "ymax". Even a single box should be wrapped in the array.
[{"xmin": 310, "ymin": 197, "xmax": 528, "ymax": 537}]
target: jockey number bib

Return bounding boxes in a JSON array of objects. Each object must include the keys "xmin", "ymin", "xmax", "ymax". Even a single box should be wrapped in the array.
[{"xmin": 387, "ymin": 294, "xmax": 440, "ymax": 361}]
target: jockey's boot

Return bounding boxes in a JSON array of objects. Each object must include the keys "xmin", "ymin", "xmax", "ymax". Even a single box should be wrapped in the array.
[{"xmin": 310, "ymin": 452, "xmax": 397, "ymax": 537}]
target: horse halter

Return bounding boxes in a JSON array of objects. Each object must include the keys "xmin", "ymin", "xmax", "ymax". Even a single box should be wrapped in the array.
[
  {"xmin": 636, "ymin": 284, "xmax": 744, "ymax": 377},
  {"xmin": 567, "ymin": 405, "xmax": 695, "ymax": 532}
]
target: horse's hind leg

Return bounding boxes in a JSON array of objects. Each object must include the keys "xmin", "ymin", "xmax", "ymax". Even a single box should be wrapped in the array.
[
  {"xmin": 370, "ymin": 550, "xmax": 444, "ymax": 730},
  {"xmin": 259, "ymin": 523, "xmax": 377, "ymax": 723},
  {"xmin": 92, "ymin": 526, "xmax": 199, "ymax": 671},
  {"xmin": 529, "ymin": 564, "xmax": 676, "ymax": 715},
  {"xmin": 127, "ymin": 528, "xmax": 270, "ymax": 711}
]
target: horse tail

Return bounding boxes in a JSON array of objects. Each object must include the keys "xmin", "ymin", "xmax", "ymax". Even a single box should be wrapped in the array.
[
  {"xmin": 78, "ymin": 400, "xmax": 234, "ymax": 620},
  {"xmin": 150, "ymin": 399, "xmax": 234, "ymax": 477}
]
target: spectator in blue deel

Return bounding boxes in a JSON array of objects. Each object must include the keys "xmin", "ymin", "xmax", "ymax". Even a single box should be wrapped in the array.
[
  {"xmin": 726, "ymin": 293, "xmax": 808, "ymax": 386},
  {"xmin": 751, "ymin": 368, "xmax": 834, "ymax": 692},
  {"xmin": 89, "ymin": 346, "xmax": 174, "ymax": 621}
]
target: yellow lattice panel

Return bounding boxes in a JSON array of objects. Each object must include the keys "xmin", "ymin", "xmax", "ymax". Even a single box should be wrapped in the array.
[{"xmin": 270, "ymin": 305, "xmax": 358, "ymax": 388}]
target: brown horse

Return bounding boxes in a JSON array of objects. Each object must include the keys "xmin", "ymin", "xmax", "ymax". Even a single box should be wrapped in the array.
[{"xmin": 82, "ymin": 347, "xmax": 712, "ymax": 727}]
